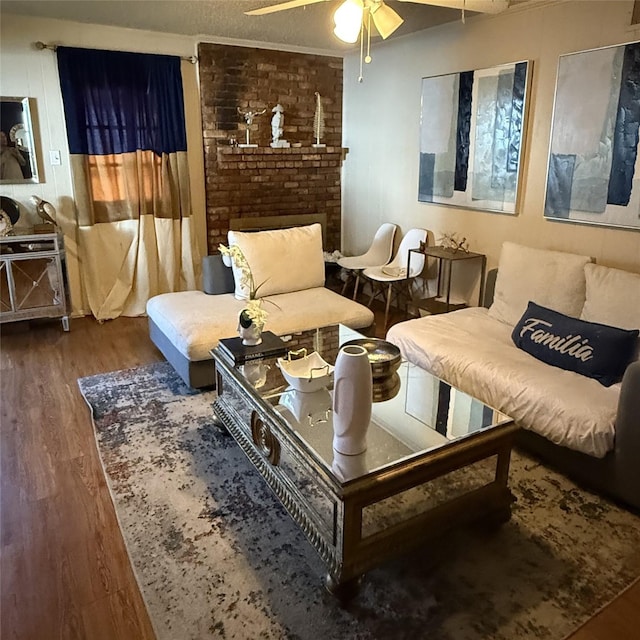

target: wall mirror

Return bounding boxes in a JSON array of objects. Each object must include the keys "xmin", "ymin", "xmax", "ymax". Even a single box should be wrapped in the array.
[
  {"xmin": 1, "ymin": 96, "xmax": 39, "ymax": 183},
  {"xmin": 418, "ymin": 60, "xmax": 531, "ymax": 214}
]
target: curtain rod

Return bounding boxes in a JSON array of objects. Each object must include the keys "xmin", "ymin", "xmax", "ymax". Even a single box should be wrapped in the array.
[{"xmin": 34, "ymin": 41, "xmax": 198, "ymax": 64}]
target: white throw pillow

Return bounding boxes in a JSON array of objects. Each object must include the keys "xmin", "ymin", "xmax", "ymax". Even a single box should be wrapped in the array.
[
  {"xmin": 227, "ymin": 224, "xmax": 325, "ymax": 300},
  {"xmin": 581, "ymin": 263, "xmax": 640, "ymax": 330},
  {"xmin": 488, "ymin": 242, "xmax": 591, "ymax": 326}
]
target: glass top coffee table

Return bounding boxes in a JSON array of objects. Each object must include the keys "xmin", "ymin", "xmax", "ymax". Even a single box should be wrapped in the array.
[{"xmin": 211, "ymin": 325, "xmax": 517, "ymax": 601}]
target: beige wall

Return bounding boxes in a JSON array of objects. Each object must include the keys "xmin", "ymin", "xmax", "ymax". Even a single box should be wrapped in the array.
[
  {"xmin": 342, "ymin": 0, "xmax": 640, "ymax": 302},
  {"xmin": 0, "ymin": 14, "xmax": 207, "ymax": 315},
  {"xmin": 3, "ymin": 3, "xmax": 639, "ymax": 314}
]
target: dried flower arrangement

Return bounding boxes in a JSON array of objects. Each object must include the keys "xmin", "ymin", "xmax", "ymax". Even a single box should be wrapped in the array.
[{"xmin": 439, "ymin": 233, "xmax": 470, "ymax": 253}]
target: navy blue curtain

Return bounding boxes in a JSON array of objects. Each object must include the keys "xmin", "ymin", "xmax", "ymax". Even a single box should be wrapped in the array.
[
  {"xmin": 56, "ymin": 46, "xmax": 187, "ymax": 157},
  {"xmin": 54, "ymin": 46, "xmax": 197, "ymax": 321}
]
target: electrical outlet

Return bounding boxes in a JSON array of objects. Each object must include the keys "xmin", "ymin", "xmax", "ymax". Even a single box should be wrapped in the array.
[{"xmin": 49, "ymin": 150, "xmax": 61, "ymax": 165}]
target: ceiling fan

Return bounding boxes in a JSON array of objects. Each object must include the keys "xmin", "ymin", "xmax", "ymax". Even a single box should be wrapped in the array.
[{"xmin": 246, "ymin": 0, "xmax": 510, "ymax": 43}]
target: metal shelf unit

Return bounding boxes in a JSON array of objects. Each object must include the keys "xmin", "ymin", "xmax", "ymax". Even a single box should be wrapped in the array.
[{"xmin": 408, "ymin": 246, "xmax": 487, "ymax": 316}]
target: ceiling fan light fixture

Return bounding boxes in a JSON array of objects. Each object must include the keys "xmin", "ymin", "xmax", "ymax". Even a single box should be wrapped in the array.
[
  {"xmin": 333, "ymin": 0, "xmax": 364, "ymax": 44},
  {"xmin": 370, "ymin": 3, "xmax": 404, "ymax": 39}
]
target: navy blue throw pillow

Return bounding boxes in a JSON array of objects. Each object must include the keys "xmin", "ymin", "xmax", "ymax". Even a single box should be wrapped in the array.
[{"xmin": 512, "ymin": 302, "xmax": 639, "ymax": 387}]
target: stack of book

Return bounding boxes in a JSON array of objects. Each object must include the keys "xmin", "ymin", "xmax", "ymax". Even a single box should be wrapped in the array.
[{"xmin": 217, "ymin": 331, "xmax": 287, "ymax": 365}]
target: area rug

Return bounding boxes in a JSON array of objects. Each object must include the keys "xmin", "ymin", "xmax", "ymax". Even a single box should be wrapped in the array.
[{"xmin": 78, "ymin": 362, "xmax": 640, "ymax": 640}]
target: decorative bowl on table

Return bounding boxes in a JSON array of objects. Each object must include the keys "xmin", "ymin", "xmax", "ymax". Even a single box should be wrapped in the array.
[
  {"xmin": 341, "ymin": 338, "xmax": 401, "ymax": 379},
  {"xmin": 276, "ymin": 350, "xmax": 334, "ymax": 393}
]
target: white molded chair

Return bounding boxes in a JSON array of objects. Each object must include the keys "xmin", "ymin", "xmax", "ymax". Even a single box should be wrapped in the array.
[
  {"xmin": 337, "ymin": 223, "xmax": 398, "ymax": 300},
  {"xmin": 363, "ymin": 227, "xmax": 429, "ymax": 329}
]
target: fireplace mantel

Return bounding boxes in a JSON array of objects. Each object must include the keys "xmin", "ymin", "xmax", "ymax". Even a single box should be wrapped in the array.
[{"xmin": 216, "ymin": 146, "xmax": 349, "ymax": 168}]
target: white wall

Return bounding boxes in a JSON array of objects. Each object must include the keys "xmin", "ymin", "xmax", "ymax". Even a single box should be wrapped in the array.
[
  {"xmin": 0, "ymin": 14, "xmax": 207, "ymax": 315},
  {"xmin": 342, "ymin": 0, "xmax": 640, "ymax": 302}
]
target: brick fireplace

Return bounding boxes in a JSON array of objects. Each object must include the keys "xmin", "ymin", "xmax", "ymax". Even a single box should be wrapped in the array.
[{"xmin": 197, "ymin": 43, "xmax": 345, "ymax": 252}]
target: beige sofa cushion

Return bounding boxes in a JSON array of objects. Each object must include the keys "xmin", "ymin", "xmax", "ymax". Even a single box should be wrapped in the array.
[
  {"xmin": 227, "ymin": 224, "xmax": 325, "ymax": 300},
  {"xmin": 146, "ymin": 287, "xmax": 374, "ymax": 361},
  {"xmin": 387, "ymin": 308, "xmax": 618, "ymax": 458},
  {"xmin": 488, "ymin": 242, "xmax": 591, "ymax": 326},
  {"xmin": 581, "ymin": 263, "xmax": 640, "ymax": 330}
]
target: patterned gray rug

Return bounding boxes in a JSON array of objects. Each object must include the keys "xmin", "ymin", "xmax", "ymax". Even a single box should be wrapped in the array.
[{"xmin": 78, "ymin": 361, "xmax": 640, "ymax": 640}]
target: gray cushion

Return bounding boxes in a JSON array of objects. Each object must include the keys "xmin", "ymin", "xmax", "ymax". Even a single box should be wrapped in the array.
[{"xmin": 202, "ymin": 255, "xmax": 235, "ymax": 295}]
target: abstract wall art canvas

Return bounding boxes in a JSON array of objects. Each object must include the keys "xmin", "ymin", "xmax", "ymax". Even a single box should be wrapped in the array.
[
  {"xmin": 418, "ymin": 60, "xmax": 530, "ymax": 214},
  {"xmin": 545, "ymin": 41, "xmax": 640, "ymax": 231}
]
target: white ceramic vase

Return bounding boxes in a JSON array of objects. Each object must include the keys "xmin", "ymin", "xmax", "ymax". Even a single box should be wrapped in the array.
[
  {"xmin": 239, "ymin": 322, "xmax": 263, "ymax": 346},
  {"xmin": 238, "ymin": 311, "xmax": 263, "ymax": 346},
  {"xmin": 332, "ymin": 344, "xmax": 372, "ymax": 456}
]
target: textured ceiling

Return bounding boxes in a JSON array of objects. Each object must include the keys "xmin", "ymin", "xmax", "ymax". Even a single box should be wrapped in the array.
[{"xmin": 0, "ymin": 0, "xmax": 484, "ymax": 53}]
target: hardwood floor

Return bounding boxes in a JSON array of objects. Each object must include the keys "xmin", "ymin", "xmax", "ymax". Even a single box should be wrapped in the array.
[
  {"xmin": 1, "ymin": 312, "xmax": 638, "ymax": 639},
  {"xmin": 565, "ymin": 578, "xmax": 640, "ymax": 640},
  {"xmin": 1, "ymin": 317, "xmax": 159, "ymax": 640}
]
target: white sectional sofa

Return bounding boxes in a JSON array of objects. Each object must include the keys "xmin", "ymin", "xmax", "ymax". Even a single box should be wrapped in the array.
[
  {"xmin": 388, "ymin": 242, "xmax": 640, "ymax": 510},
  {"xmin": 147, "ymin": 224, "xmax": 374, "ymax": 388}
]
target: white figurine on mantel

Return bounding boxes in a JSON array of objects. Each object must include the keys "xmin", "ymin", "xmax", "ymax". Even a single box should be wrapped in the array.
[
  {"xmin": 312, "ymin": 92, "xmax": 326, "ymax": 148},
  {"xmin": 270, "ymin": 104, "xmax": 290, "ymax": 148},
  {"xmin": 237, "ymin": 107, "xmax": 266, "ymax": 147}
]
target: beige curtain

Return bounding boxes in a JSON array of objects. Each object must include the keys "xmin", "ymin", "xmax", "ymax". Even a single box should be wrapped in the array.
[{"xmin": 70, "ymin": 149, "xmax": 198, "ymax": 320}]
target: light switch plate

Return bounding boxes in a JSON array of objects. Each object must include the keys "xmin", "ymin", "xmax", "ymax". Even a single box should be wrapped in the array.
[{"xmin": 49, "ymin": 150, "xmax": 61, "ymax": 165}]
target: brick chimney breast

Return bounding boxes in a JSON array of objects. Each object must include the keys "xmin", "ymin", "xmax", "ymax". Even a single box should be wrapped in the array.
[{"xmin": 198, "ymin": 43, "xmax": 344, "ymax": 252}]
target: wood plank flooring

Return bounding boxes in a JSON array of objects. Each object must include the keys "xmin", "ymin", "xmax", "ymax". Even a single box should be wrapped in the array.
[
  {"xmin": 566, "ymin": 578, "xmax": 640, "ymax": 640},
  {"xmin": 1, "ymin": 312, "xmax": 638, "ymax": 639},
  {"xmin": 1, "ymin": 317, "xmax": 159, "ymax": 640}
]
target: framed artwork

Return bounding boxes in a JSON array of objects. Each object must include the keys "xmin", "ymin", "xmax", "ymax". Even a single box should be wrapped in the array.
[
  {"xmin": 418, "ymin": 60, "xmax": 531, "ymax": 214},
  {"xmin": 1, "ymin": 97, "xmax": 39, "ymax": 184},
  {"xmin": 544, "ymin": 41, "xmax": 640, "ymax": 231}
]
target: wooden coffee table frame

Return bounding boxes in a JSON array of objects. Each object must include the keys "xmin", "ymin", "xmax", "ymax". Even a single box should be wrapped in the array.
[{"xmin": 212, "ymin": 349, "xmax": 518, "ymax": 601}]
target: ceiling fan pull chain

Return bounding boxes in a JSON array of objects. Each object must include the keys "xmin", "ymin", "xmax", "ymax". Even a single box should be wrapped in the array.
[
  {"xmin": 365, "ymin": 10, "xmax": 372, "ymax": 64},
  {"xmin": 358, "ymin": 17, "xmax": 365, "ymax": 82}
]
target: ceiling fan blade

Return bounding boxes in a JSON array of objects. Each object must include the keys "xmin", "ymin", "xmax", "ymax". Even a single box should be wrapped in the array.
[
  {"xmin": 245, "ymin": 0, "xmax": 329, "ymax": 16},
  {"xmin": 396, "ymin": 0, "xmax": 510, "ymax": 14},
  {"xmin": 370, "ymin": 3, "xmax": 404, "ymax": 39}
]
